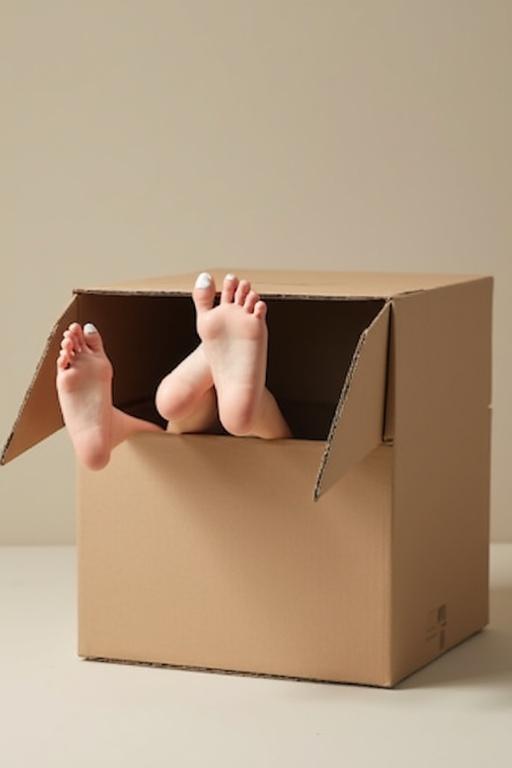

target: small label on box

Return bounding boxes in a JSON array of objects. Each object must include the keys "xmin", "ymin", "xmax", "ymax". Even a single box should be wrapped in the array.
[{"xmin": 426, "ymin": 603, "xmax": 447, "ymax": 650}]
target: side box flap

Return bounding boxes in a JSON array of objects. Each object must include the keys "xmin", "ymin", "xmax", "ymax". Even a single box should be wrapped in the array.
[
  {"xmin": 1, "ymin": 295, "xmax": 78, "ymax": 465},
  {"xmin": 314, "ymin": 302, "xmax": 391, "ymax": 500}
]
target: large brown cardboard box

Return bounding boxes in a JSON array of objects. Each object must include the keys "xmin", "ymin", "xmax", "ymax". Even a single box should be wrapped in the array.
[{"xmin": 2, "ymin": 269, "xmax": 493, "ymax": 687}]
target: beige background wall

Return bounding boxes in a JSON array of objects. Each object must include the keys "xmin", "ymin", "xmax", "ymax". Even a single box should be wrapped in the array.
[{"xmin": 1, "ymin": 0, "xmax": 510, "ymax": 543}]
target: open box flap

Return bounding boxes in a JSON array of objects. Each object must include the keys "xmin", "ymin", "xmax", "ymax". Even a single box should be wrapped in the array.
[
  {"xmin": 1, "ymin": 296, "xmax": 78, "ymax": 465},
  {"xmin": 75, "ymin": 269, "xmax": 487, "ymax": 299},
  {"xmin": 314, "ymin": 302, "xmax": 391, "ymax": 500}
]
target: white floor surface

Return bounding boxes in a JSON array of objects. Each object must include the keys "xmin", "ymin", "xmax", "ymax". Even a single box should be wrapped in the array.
[{"xmin": 1, "ymin": 544, "xmax": 511, "ymax": 767}]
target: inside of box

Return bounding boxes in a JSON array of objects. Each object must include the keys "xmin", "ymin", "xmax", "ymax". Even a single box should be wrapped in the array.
[{"xmin": 77, "ymin": 293, "xmax": 386, "ymax": 440}]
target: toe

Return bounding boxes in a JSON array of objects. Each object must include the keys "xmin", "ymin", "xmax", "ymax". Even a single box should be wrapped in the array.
[
  {"xmin": 71, "ymin": 323, "xmax": 85, "ymax": 351},
  {"xmin": 57, "ymin": 349, "xmax": 69, "ymax": 370},
  {"xmin": 69, "ymin": 325, "xmax": 83, "ymax": 353},
  {"xmin": 66, "ymin": 323, "xmax": 78, "ymax": 341},
  {"xmin": 83, "ymin": 323, "xmax": 104, "ymax": 353},
  {"xmin": 64, "ymin": 327, "xmax": 80, "ymax": 353},
  {"xmin": 235, "ymin": 279, "xmax": 251, "ymax": 306},
  {"xmin": 254, "ymin": 300, "xmax": 267, "ymax": 320},
  {"xmin": 63, "ymin": 337, "xmax": 75, "ymax": 356},
  {"xmin": 244, "ymin": 290, "xmax": 259, "ymax": 313},
  {"xmin": 192, "ymin": 272, "xmax": 216, "ymax": 314},
  {"xmin": 221, "ymin": 273, "xmax": 238, "ymax": 304}
]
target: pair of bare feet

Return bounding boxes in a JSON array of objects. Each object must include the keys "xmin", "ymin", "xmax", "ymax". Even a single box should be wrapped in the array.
[{"xmin": 56, "ymin": 272, "xmax": 292, "ymax": 470}]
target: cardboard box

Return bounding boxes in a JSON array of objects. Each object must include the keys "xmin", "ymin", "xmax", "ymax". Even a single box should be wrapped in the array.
[{"xmin": 2, "ymin": 269, "xmax": 493, "ymax": 687}]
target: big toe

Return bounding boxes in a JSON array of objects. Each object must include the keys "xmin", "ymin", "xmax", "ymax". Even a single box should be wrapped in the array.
[
  {"xmin": 192, "ymin": 272, "xmax": 216, "ymax": 314},
  {"xmin": 83, "ymin": 322, "xmax": 104, "ymax": 353}
]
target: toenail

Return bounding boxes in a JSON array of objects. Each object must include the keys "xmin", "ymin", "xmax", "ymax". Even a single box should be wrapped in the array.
[
  {"xmin": 195, "ymin": 272, "xmax": 212, "ymax": 289},
  {"xmin": 225, "ymin": 273, "xmax": 236, "ymax": 280},
  {"xmin": 84, "ymin": 323, "xmax": 97, "ymax": 334}
]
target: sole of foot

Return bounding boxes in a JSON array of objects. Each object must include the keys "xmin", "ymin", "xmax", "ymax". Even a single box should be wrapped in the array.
[
  {"xmin": 192, "ymin": 271, "xmax": 280, "ymax": 437},
  {"xmin": 56, "ymin": 322, "xmax": 115, "ymax": 470}
]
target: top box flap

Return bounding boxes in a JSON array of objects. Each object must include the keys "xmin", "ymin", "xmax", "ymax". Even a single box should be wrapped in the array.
[
  {"xmin": 75, "ymin": 268, "xmax": 487, "ymax": 299},
  {"xmin": 1, "ymin": 296, "xmax": 78, "ymax": 465},
  {"xmin": 314, "ymin": 302, "xmax": 391, "ymax": 500}
]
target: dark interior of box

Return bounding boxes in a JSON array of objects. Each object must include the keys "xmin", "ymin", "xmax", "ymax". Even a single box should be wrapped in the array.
[{"xmin": 77, "ymin": 293, "xmax": 386, "ymax": 440}]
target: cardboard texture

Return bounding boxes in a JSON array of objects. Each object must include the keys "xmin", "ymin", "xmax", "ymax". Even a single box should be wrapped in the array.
[{"xmin": 2, "ymin": 269, "xmax": 493, "ymax": 687}]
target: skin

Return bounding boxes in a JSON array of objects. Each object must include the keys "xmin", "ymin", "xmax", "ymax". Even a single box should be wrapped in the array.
[{"xmin": 56, "ymin": 273, "xmax": 292, "ymax": 471}]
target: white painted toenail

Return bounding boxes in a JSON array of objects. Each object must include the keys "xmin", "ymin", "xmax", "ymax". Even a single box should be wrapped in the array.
[
  {"xmin": 195, "ymin": 272, "xmax": 212, "ymax": 289},
  {"xmin": 225, "ymin": 273, "xmax": 236, "ymax": 280},
  {"xmin": 84, "ymin": 323, "xmax": 97, "ymax": 334}
]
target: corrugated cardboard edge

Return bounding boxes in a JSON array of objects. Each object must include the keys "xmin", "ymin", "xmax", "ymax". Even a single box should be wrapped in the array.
[
  {"xmin": 1, "ymin": 295, "xmax": 78, "ymax": 465},
  {"xmin": 72, "ymin": 267, "xmax": 490, "ymax": 298},
  {"xmin": 82, "ymin": 627, "xmax": 486, "ymax": 688},
  {"xmin": 383, "ymin": 300, "xmax": 396, "ymax": 444},
  {"xmin": 81, "ymin": 656, "xmax": 395, "ymax": 689},
  {"xmin": 75, "ymin": 287, "xmax": 391, "ymax": 301},
  {"xmin": 313, "ymin": 302, "xmax": 391, "ymax": 500}
]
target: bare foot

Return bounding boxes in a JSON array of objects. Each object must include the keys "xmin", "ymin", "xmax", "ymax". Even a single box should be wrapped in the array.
[
  {"xmin": 56, "ymin": 322, "xmax": 161, "ymax": 470},
  {"xmin": 155, "ymin": 344, "xmax": 220, "ymax": 434},
  {"xmin": 192, "ymin": 272, "xmax": 292, "ymax": 439}
]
